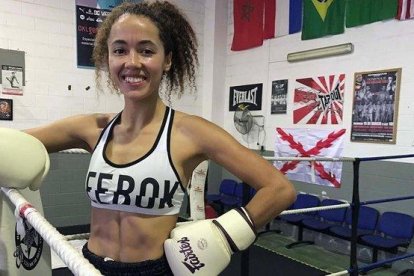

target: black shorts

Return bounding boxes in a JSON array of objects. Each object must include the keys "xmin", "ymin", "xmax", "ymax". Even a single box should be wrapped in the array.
[{"xmin": 82, "ymin": 243, "xmax": 173, "ymax": 276}]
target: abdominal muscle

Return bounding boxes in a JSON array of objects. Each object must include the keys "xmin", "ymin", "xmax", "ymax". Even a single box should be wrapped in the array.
[{"xmin": 87, "ymin": 207, "xmax": 178, "ymax": 262}]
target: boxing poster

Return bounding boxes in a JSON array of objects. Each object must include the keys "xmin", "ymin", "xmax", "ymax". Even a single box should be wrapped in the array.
[
  {"xmin": 229, "ymin": 83, "xmax": 263, "ymax": 111},
  {"xmin": 274, "ymin": 127, "xmax": 346, "ymax": 188},
  {"xmin": 293, "ymin": 74, "xmax": 345, "ymax": 124},
  {"xmin": 350, "ymin": 68, "xmax": 401, "ymax": 144},
  {"xmin": 1, "ymin": 65, "xmax": 23, "ymax": 96},
  {"xmin": 271, "ymin": 79, "xmax": 288, "ymax": 114}
]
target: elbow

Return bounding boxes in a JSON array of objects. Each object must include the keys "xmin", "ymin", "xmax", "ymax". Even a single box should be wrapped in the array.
[
  {"xmin": 286, "ymin": 185, "xmax": 297, "ymax": 206},
  {"xmin": 280, "ymin": 179, "xmax": 297, "ymax": 209}
]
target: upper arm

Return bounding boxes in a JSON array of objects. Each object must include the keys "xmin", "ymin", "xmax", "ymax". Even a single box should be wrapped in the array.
[
  {"xmin": 25, "ymin": 113, "xmax": 110, "ymax": 153},
  {"xmin": 177, "ymin": 115, "xmax": 286, "ymax": 191}
]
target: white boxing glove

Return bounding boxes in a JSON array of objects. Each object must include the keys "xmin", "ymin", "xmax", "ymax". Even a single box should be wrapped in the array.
[
  {"xmin": 0, "ymin": 128, "xmax": 50, "ymax": 191},
  {"xmin": 164, "ymin": 207, "xmax": 256, "ymax": 276}
]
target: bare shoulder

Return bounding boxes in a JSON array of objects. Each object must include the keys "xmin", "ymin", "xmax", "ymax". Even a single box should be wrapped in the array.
[
  {"xmin": 26, "ymin": 112, "xmax": 117, "ymax": 152},
  {"xmin": 172, "ymin": 111, "xmax": 243, "ymax": 158},
  {"xmin": 172, "ymin": 111, "xmax": 221, "ymax": 139}
]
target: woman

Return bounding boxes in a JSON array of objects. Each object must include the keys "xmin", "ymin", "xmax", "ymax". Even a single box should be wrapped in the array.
[{"xmin": 26, "ymin": 1, "xmax": 296, "ymax": 275}]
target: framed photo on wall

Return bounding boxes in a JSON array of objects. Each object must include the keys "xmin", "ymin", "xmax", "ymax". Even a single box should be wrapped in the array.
[
  {"xmin": 0, "ymin": 98, "xmax": 13, "ymax": 120},
  {"xmin": 350, "ymin": 68, "xmax": 401, "ymax": 144}
]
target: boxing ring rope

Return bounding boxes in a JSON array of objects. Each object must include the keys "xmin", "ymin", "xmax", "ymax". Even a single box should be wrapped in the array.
[
  {"xmin": 257, "ymin": 154, "xmax": 414, "ymax": 276},
  {"xmin": 0, "ymin": 187, "xmax": 102, "ymax": 276},
  {"xmin": 3, "ymin": 150, "xmax": 414, "ymax": 275}
]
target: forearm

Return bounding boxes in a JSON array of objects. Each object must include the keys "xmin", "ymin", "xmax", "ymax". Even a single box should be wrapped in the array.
[{"xmin": 245, "ymin": 184, "xmax": 296, "ymax": 229}]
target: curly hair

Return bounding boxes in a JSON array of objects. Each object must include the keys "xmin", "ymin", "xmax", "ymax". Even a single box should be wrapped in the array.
[{"xmin": 92, "ymin": 1, "xmax": 199, "ymax": 98}]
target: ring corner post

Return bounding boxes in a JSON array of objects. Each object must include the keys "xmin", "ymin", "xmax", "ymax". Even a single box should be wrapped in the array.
[{"xmin": 350, "ymin": 158, "xmax": 361, "ymax": 276}]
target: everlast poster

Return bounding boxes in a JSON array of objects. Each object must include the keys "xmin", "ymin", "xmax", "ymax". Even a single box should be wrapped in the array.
[{"xmin": 229, "ymin": 83, "xmax": 263, "ymax": 111}]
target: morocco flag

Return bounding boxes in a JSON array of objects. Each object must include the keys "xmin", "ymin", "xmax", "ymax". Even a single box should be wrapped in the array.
[
  {"xmin": 231, "ymin": 0, "xmax": 265, "ymax": 51},
  {"xmin": 346, "ymin": 0, "xmax": 398, "ymax": 27},
  {"xmin": 301, "ymin": 0, "xmax": 346, "ymax": 40},
  {"xmin": 396, "ymin": 0, "xmax": 414, "ymax": 20}
]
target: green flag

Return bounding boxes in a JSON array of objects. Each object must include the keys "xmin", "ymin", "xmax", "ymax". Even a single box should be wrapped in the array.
[
  {"xmin": 302, "ymin": 0, "xmax": 346, "ymax": 40},
  {"xmin": 346, "ymin": 0, "xmax": 398, "ymax": 28}
]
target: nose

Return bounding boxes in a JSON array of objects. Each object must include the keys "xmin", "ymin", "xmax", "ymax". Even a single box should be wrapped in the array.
[{"xmin": 125, "ymin": 50, "xmax": 141, "ymax": 68}]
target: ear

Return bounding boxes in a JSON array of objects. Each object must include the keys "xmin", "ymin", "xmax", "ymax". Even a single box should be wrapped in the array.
[{"xmin": 164, "ymin": 52, "xmax": 172, "ymax": 72}]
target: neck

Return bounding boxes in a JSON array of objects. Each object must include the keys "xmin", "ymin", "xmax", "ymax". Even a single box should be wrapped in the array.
[{"xmin": 120, "ymin": 97, "xmax": 166, "ymax": 132}]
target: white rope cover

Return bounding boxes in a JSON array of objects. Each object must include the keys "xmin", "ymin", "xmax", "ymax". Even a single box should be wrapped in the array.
[
  {"xmin": 280, "ymin": 202, "xmax": 350, "ymax": 215},
  {"xmin": 1, "ymin": 187, "xmax": 102, "ymax": 276},
  {"xmin": 59, "ymin": 149, "xmax": 89, "ymax": 154},
  {"xmin": 326, "ymin": 270, "xmax": 349, "ymax": 276},
  {"xmin": 263, "ymin": 156, "xmax": 355, "ymax": 162}
]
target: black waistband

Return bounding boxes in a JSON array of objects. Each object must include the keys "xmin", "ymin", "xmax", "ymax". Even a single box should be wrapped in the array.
[{"xmin": 82, "ymin": 243, "xmax": 173, "ymax": 276}]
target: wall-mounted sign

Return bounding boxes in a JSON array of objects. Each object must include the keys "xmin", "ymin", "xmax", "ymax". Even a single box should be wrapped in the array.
[
  {"xmin": 229, "ymin": 83, "xmax": 263, "ymax": 111},
  {"xmin": 350, "ymin": 68, "xmax": 401, "ymax": 144},
  {"xmin": 271, "ymin": 79, "xmax": 288, "ymax": 114},
  {"xmin": 293, "ymin": 74, "xmax": 345, "ymax": 124}
]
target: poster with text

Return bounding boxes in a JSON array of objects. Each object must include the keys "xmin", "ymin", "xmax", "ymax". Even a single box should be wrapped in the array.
[
  {"xmin": 75, "ymin": 1, "xmax": 126, "ymax": 68},
  {"xmin": 229, "ymin": 83, "xmax": 263, "ymax": 111},
  {"xmin": 271, "ymin": 79, "xmax": 288, "ymax": 114},
  {"xmin": 293, "ymin": 74, "xmax": 345, "ymax": 124},
  {"xmin": 1, "ymin": 65, "xmax": 23, "ymax": 95},
  {"xmin": 350, "ymin": 68, "xmax": 401, "ymax": 144}
]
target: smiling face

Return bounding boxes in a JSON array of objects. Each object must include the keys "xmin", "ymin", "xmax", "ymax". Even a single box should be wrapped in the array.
[{"xmin": 107, "ymin": 14, "xmax": 171, "ymax": 100}]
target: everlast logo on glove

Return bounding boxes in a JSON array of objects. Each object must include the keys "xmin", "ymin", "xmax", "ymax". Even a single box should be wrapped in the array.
[{"xmin": 177, "ymin": 237, "xmax": 205, "ymax": 273}]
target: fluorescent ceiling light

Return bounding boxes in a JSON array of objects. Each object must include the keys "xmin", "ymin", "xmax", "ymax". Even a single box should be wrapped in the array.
[{"xmin": 287, "ymin": 43, "xmax": 354, "ymax": 62}]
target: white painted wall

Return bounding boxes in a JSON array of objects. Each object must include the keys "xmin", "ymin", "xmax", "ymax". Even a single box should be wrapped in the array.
[
  {"xmin": 0, "ymin": 0, "xmax": 206, "ymax": 130},
  {"xmin": 224, "ymin": 1, "xmax": 414, "ymax": 161}
]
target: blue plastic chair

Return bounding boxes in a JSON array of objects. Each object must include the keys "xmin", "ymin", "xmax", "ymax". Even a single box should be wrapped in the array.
[
  {"xmin": 329, "ymin": 206, "xmax": 379, "ymax": 240},
  {"xmin": 359, "ymin": 211, "xmax": 414, "ymax": 263},
  {"xmin": 301, "ymin": 199, "xmax": 348, "ymax": 233},
  {"xmin": 219, "ymin": 182, "xmax": 244, "ymax": 210},
  {"xmin": 206, "ymin": 179, "xmax": 237, "ymax": 203},
  {"xmin": 280, "ymin": 193, "xmax": 321, "ymax": 248}
]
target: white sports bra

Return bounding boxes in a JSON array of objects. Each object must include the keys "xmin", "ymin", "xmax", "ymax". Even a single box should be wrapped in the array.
[{"xmin": 85, "ymin": 107, "xmax": 185, "ymax": 215}]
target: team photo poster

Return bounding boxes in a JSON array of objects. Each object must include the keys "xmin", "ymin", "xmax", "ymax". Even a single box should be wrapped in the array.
[{"xmin": 350, "ymin": 68, "xmax": 401, "ymax": 144}]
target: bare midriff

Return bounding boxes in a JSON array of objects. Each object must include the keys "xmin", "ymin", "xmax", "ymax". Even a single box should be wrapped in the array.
[{"xmin": 87, "ymin": 207, "xmax": 178, "ymax": 262}]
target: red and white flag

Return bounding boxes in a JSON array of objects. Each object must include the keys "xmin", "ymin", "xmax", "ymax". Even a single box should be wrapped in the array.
[
  {"xmin": 274, "ymin": 128, "xmax": 346, "ymax": 188},
  {"xmin": 396, "ymin": 0, "xmax": 414, "ymax": 20}
]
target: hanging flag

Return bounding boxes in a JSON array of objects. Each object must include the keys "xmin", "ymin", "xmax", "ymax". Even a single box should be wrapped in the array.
[
  {"xmin": 231, "ymin": 0, "xmax": 265, "ymax": 51},
  {"xmin": 396, "ymin": 0, "xmax": 414, "ymax": 20},
  {"xmin": 301, "ymin": 0, "xmax": 346, "ymax": 40},
  {"xmin": 346, "ymin": 0, "xmax": 398, "ymax": 28},
  {"xmin": 264, "ymin": 0, "xmax": 303, "ymax": 39},
  {"xmin": 274, "ymin": 128, "xmax": 346, "ymax": 188}
]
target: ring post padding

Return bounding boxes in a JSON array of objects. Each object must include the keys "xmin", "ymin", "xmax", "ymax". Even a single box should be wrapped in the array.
[
  {"xmin": 0, "ymin": 188, "xmax": 52, "ymax": 276},
  {"xmin": 1, "ymin": 188, "xmax": 102, "ymax": 276}
]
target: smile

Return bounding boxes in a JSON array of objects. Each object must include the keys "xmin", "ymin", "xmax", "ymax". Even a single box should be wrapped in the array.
[{"xmin": 123, "ymin": 76, "xmax": 146, "ymax": 83}]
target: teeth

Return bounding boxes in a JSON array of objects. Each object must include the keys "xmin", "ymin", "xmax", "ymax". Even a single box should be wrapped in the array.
[{"xmin": 125, "ymin": 76, "xmax": 144, "ymax": 83}]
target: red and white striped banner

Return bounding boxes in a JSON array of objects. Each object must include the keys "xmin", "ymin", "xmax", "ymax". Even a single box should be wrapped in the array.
[{"xmin": 397, "ymin": 0, "xmax": 414, "ymax": 20}]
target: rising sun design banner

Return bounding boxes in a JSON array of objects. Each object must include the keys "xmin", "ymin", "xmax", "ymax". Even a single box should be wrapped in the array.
[{"xmin": 293, "ymin": 74, "xmax": 345, "ymax": 124}]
